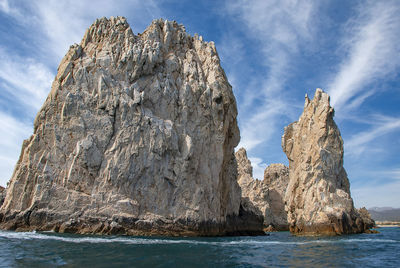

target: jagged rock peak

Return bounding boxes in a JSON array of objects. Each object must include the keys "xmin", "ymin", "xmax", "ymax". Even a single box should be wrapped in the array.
[
  {"xmin": 235, "ymin": 148, "xmax": 289, "ymax": 231},
  {"xmin": 0, "ymin": 17, "xmax": 264, "ymax": 236},
  {"xmin": 283, "ymin": 88, "xmax": 367, "ymax": 235},
  {"xmin": 235, "ymin": 148, "xmax": 253, "ymax": 178}
]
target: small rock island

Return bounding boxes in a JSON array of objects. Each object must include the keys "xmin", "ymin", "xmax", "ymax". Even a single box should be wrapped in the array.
[{"xmin": 0, "ymin": 17, "xmax": 373, "ymax": 236}]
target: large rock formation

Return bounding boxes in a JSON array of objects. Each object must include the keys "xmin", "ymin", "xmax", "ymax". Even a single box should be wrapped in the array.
[
  {"xmin": 0, "ymin": 17, "xmax": 264, "ymax": 236},
  {"xmin": 282, "ymin": 88, "xmax": 366, "ymax": 235},
  {"xmin": 235, "ymin": 148, "xmax": 289, "ymax": 231}
]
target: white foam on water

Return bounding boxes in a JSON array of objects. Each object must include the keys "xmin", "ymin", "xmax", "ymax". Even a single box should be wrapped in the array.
[
  {"xmin": 0, "ymin": 231, "xmax": 398, "ymax": 246},
  {"xmin": 221, "ymin": 238, "xmax": 399, "ymax": 246}
]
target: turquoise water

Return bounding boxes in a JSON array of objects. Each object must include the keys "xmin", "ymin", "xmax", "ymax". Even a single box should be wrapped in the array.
[{"xmin": 0, "ymin": 228, "xmax": 399, "ymax": 267}]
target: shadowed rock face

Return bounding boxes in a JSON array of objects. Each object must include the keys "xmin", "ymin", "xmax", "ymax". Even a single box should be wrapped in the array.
[
  {"xmin": 0, "ymin": 17, "xmax": 264, "ymax": 236},
  {"xmin": 235, "ymin": 148, "xmax": 289, "ymax": 231},
  {"xmin": 282, "ymin": 88, "xmax": 366, "ymax": 235},
  {"xmin": 0, "ymin": 186, "xmax": 5, "ymax": 207}
]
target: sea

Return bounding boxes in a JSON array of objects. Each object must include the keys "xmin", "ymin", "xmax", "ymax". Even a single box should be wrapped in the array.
[{"xmin": 0, "ymin": 227, "xmax": 399, "ymax": 267}]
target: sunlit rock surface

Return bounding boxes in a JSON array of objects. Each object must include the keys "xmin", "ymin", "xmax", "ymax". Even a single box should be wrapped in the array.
[
  {"xmin": 282, "ymin": 88, "xmax": 367, "ymax": 235},
  {"xmin": 236, "ymin": 148, "xmax": 289, "ymax": 231},
  {"xmin": 0, "ymin": 17, "xmax": 263, "ymax": 236}
]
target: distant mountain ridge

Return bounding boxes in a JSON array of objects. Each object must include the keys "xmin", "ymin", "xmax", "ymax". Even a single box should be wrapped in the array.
[{"xmin": 368, "ymin": 207, "xmax": 400, "ymax": 221}]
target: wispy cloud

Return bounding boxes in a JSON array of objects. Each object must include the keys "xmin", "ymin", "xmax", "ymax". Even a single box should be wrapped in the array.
[
  {"xmin": 2, "ymin": 0, "xmax": 162, "ymax": 65},
  {"xmin": 352, "ymin": 179, "xmax": 400, "ymax": 208},
  {"xmin": 248, "ymin": 157, "xmax": 267, "ymax": 181},
  {"xmin": 0, "ymin": 111, "xmax": 32, "ymax": 186},
  {"xmin": 345, "ymin": 115, "xmax": 400, "ymax": 157},
  {"xmin": 0, "ymin": 0, "xmax": 22, "ymax": 18},
  {"xmin": 225, "ymin": 0, "xmax": 319, "ymax": 153},
  {"xmin": 227, "ymin": 0, "xmax": 317, "ymax": 94},
  {"xmin": 239, "ymin": 97, "xmax": 288, "ymax": 151},
  {"xmin": 386, "ymin": 169, "xmax": 400, "ymax": 180},
  {"xmin": 0, "ymin": 48, "xmax": 53, "ymax": 112},
  {"xmin": 34, "ymin": 0, "xmax": 161, "ymax": 63},
  {"xmin": 328, "ymin": 1, "xmax": 400, "ymax": 111},
  {"xmin": 0, "ymin": 0, "xmax": 163, "ymax": 187}
]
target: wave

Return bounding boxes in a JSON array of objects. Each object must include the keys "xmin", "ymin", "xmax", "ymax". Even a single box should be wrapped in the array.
[{"xmin": 0, "ymin": 231, "xmax": 398, "ymax": 246}]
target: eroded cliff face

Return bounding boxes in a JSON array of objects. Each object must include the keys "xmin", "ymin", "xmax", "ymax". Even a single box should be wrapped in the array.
[
  {"xmin": 235, "ymin": 148, "xmax": 289, "ymax": 231},
  {"xmin": 282, "ymin": 88, "xmax": 366, "ymax": 235},
  {"xmin": 0, "ymin": 17, "xmax": 263, "ymax": 236}
]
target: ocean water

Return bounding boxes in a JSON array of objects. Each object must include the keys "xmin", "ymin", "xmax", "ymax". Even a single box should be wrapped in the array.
[{"xmin": 0, "ymin": 228, "xmax": 399, "ymax": 267}]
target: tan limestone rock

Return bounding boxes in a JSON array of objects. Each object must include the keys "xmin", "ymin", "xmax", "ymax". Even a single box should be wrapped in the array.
[
  {"xmin": 282, "ymin": 88, "xmax": 366, "ymax": 235},
  {"xmin": 263, "ymin": 164, "xmax": 289, "ymax": 230},
  {"xmin": 235, "ymin": 148, "xmax": 289, "ymax": 230},
  {"xmin": 0, "ymin": 17, "xmax": 263, "ymax": 236}
]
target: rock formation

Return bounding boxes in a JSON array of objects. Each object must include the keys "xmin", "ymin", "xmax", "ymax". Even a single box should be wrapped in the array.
[
  {"xmin": 358, "ymin": 207, "xmax": 375, "ymax": 230},
  {"xmin": 235, "ymin": 148, "xmax": 289, "ymax": 231},
  {"xmin": 0, "ymin": 17, "xmax": 264, "ymax": 236},
  {"xmin": 0, "ymin": 186, "xmax": 5, "ymax": 207},
  {"xmin": 263, "ymin": 164, "xmax": 289, "ymax": 230},
  {"xmin": 282, "ymin": 88, "xmax": 366, "ymax": 235}
]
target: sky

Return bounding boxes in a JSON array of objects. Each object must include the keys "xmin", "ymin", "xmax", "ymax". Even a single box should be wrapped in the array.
[{"xmin": 0, "ymin": 0, "xmax": 399, "ymax": 208}]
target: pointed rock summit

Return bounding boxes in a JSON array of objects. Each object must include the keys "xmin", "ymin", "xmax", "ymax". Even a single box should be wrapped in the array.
[
  {"xmin": 282, "ymin": 88, "xmax": 366, "ymax": 235},
  {"xmin": 0, "ymin": 17, "xmax": 263, "ymax": 236}
]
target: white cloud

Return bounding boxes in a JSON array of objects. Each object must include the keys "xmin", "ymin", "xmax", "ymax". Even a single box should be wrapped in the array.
[
  {"xmin": 352, "ymin": 179, "xmax": 400, "ymax": 208},
  {"xmin": 328, "ymin": 1, "xmax": 400, "ymax": 111},
  {"xmin": 383, "ymin": 169, "xmax": 400, "ymax": 180},
  {"xmin": 34, "ymin": 0, "xmax": 160, "ymax": 62},
  {"xmin": 227, "ymin": 0, "xmax": 317, "ymax": 95},
  {"xmin": 387, "ymin": 168, "xmax": 400, "ymax": 180},
  {"xmin": 3, "ymin": 0, "xmax": 162, "ymax": 65},
  {"xmin": 345, "ymin": 115, "xmax": 400, "ymax": 157},
  {"xmin": 0, "ymin": 0, "xmax": 21, "ymax": 17},
  {"xmin": 0, "ymin": 48, "xmax": 54, "ymax": 112},
  {"xmin": 225, "ymin": 0, "xmax": 318, "ymax": 153},
  {"xmin": 248, "ymin": 157, "xmax": 267, "ymax": 181},
  {"xmin": 0, "ymin": 0, "xmax": 10, "ymax": 12},
  {"xmin": 0, "ymin": 0, "xmax": 163, "ymax": 187},
  {"xmin": 238, "ymin": 97, "xmax": 288, "ymax": 151},
  {"xmin": 0, "ymin": 111, "xmax": 32, "ymax": 187}
]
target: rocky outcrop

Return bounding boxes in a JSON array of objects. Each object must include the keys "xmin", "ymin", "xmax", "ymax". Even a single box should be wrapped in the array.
[
  {"xmin": 263, "ymin": 164, "xmax": 289, "ymax": 230},
  {"xmin": 358, "ymin": 207, "xmax": 375, "ymax": 229},
  {"xmin": 0, "ymin": 186, "xmax": 5, "ymax": 207},
  {"xmin": 235, "ymin": 148, "xmax": 289, "ymax": 231},
  {"xmin": 282, "ymin": 88, "xmax": 366, "ymax": 235},
  {"xmin": 0, "ymin": 17, "xmax": 264, "ymax": 236},
  {"xmin": 235, "ymin": 148, "xmax": 265, "ymax": 223}
]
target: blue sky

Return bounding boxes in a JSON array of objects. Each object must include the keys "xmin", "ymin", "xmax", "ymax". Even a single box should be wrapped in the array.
[{"xmin": 0, "ymin": 0, "xmax": 399, "ymax": 208}]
